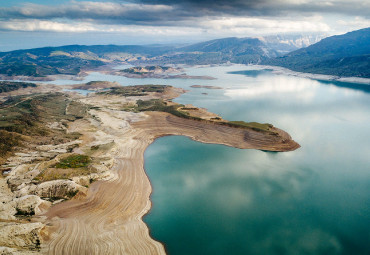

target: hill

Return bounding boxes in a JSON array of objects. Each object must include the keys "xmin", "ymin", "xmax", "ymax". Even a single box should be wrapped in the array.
[
  {"xmin": 264, "ymin": 27, "xmax": 370, "ymax": 78},
  {"xmin": 0, "ymin": 37, "xmax": 285, "ymax": 77},
  {"xmin": 0, "ymin": 44, "xmax": 172, "ymax": 77},
  {"xmin": 170, "ymin": 37, "xmax": 278, "ymax": 64}
]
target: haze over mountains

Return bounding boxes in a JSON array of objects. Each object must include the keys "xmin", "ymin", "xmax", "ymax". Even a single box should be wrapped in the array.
[
  {"xmin": 264, "ymin": 27, "xmax": 370, "ymax": 78},
  {"xmin": 259, "ymin": 34, "xmax": 325, "ymax": 54},
  {"xmin": 0, "ymin": 28, "xmax": 368, "ymax": 78}
]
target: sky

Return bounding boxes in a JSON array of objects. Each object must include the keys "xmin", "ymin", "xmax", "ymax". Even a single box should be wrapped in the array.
[{"xmin": 0, "ymin": 0, "xmax": 369, "ymax": 51}]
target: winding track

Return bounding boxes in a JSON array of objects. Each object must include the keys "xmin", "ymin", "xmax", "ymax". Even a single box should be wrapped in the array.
[{"xmin": 42, "ymin": 111, "xmax": 299, "ymax": 255}]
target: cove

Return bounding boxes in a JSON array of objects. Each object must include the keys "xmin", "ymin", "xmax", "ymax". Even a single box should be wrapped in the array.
[{"xmin": 144, "ymin": 67, "xmax": 370, "ymax": 255}]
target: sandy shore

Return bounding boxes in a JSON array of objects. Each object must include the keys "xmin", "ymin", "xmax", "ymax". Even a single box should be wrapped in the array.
[
  {"xmin": 41, "ymin": 92, "xmax": 298, "ymax": 254},
  {"xmin": 255, "ymin": 65, "xmax": 370, "ymax": 85},
  {"xmin": 0, "ymin": 83, "xmax": 298, "ymax": 254}
]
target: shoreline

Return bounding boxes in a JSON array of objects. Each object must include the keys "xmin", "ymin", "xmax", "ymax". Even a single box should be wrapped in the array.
[
  {"xmin": 0, "ymin": 84, "xmax": 299, "ymax": 254},
  {"xmin": 42, "ymin": 112, "xmax": 298, "ymax": 254},
  {"xmin": 40, "ymin": 91, "xmax": 298, "ymax": 254},
  {"xmin": 254, "ymin": 65, "xmax": 370, "ymax": 85}
]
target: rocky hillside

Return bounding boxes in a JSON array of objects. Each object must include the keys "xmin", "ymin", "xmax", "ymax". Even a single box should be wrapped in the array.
[{"xmin": 264, "ymin": 27, "xmax": 370, "ymax": 78}]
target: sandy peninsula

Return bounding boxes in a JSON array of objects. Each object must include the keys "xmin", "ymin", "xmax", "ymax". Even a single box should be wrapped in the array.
[{"xmin": 0, "ymin": 83, "xmax": 299, "ymax": 254}]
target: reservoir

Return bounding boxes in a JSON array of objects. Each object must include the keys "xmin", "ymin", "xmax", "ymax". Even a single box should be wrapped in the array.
[
  {"xmin": 143, "ymin": 66, "xmax": 370, "ymax": 255},
  {"xmin": 39, "ymin": 64, "xmax": 370, "ymax": 254}
]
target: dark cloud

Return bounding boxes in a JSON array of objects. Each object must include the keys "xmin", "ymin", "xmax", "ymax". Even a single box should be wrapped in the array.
[
  {"xmin": 126, "ymin": 0, "xmax": 370, "ymax": 18},
  {"xmin": 0, "ymin": 0, "xmax": 369, "ymax": 27},
  {"xmin": 0, "ymin": 0, "xmax": 368, "ymax": 33}
]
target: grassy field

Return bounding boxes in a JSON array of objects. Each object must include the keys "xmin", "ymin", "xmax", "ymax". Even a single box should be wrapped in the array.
[
  {"xmin": 55, "ymin": 154, "xmax": 90, "ymax": 168},
  {"xmin": 0, "ymin": 93, "xmax": 84, "ymax": 163},
  {"xmin": 34, "ymin": 154, "xmax": 93, "ymax": 183},
  {"xmin": 100, "ymin": 85, "xmax": 168, "ymax": 97},
  {"xmin": 0, "ymin": 81, "xmax": 37, "ymax": 93},
  {"xmin": 226, "ymin": 121, "xmax": 274, "ymax": 133}
]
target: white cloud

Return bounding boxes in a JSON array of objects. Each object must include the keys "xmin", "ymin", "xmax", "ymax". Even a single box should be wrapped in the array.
[
  {"xmin": 0, "ymin": 15, "xmax": 332, "ymax": 36},
  {"xmin": 0, "ymin": 20, "xmax": 97, "ymax": 32},
  {"xmin": 200, "ymin": 16, "xmax": 331, "ymax": 35},
  {"xmin": 0, "ymin": 0, "xmax": 368, "ymax": 38},
  {"xmin": 0, "ymin": 19, "xmax": 207, "ymax": 36}
]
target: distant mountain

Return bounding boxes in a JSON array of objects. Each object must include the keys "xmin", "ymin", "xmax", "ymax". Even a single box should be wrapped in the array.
[
  {"xmin": 1, "ymin": 29, "xmax": 367, "ymax": 79},
  {"xmin": 0, "ymin": 37, "xmax": 280, "ymax": 77},
  {"xmin": 0, "ymin": 44, "xmax": 174, "ymax": 77},
  {"xmin": 258, "ymin": 34, "xmax": 326, "ymax": 54},
  {"xmin": 143, "ymin": 37, "xmax": 278, "ymax": 65},
  {"xmin": 264, "ymin": 28, "xmax": 370, "ymax": 78}
]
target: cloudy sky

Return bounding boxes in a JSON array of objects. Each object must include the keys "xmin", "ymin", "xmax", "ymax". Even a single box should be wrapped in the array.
[{"xmin": 0, "ymin": 0, "xmax": 369, "ymax": 51}]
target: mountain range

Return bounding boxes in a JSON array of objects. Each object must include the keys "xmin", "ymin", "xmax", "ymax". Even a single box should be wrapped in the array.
[
  {"xmin": 0, "ymin": 28, "xmax": 368, "ymax": 78},
  {"xmin": 263, "ymin": 27, "xmax": 370, "ymax": 78}
]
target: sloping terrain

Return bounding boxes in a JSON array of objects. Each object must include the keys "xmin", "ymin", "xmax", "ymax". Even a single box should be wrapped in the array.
[
  {"xmin": 0, "ymin": 37, "xmax": 279, "ymax": 77},
  {"xmin": 264, "ymin": 27, "xmax": 370, "ymax": 78}
]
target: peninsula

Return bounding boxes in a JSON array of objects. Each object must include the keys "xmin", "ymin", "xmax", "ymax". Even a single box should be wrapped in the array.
[{"xmin": 0, "ymin": 82, "xmax": 299, "ymax": 254}]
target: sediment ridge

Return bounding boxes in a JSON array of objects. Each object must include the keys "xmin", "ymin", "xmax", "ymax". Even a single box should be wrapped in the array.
[
  {"xmin": 42, "ymin": 107, "xmax": 298, "ymax": 254},
  {"xmin": 0, "ymin": 84, "xmax": 299, "ymax": 254}
]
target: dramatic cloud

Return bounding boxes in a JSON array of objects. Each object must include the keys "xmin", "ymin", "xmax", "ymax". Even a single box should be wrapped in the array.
[
  {"xmin": 0, "ymin": 1, "xmax": 369, "ymax": 27},
  {"xmin": 128, "ymin": 0, "xmax": 370, "ymax": 18},
  {"xmin": 0, "ymin": 2, "xmax": 178, "ymax": 25},
  {"xmin": 0, "ymin": 0, "xmax": 369, "ymax": 50}
]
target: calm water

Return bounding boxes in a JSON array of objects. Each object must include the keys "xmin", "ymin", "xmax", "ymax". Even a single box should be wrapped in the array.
[
  {"xmin": 42, "ymin": 65, "xmax": 370, "ymax": 254},
  {"xmin": 142, "ymin": 67, "xmax": 370, "ymax": 255}
]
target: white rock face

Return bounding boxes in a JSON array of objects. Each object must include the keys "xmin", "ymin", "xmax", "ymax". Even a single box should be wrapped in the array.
[
  {"xmin": 0, "ymin": 178, "xmax": 16, "ymax": 220},
  {"xmin": 0, "ymin": 222, "xmax": 43, "ymax": 249},
  {"xmin": 0, "ymin": 246, "xmax": 39, "ymax": 255},
  {"xmin": 30, "ymin": 180, "xmax": 87, "ymax": 199},
  {"xmin": 14, "ymin": 195, "xmax": 51, "ymax": 216}
]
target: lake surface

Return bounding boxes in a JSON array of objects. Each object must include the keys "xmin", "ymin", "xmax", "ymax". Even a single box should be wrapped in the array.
[
  {"xmin": 47, "ymin": 65, "xmax": 370, "ymax": 254},
  {"xmin": 143, "ymin": 66, "xmax": 370, "ymax": 255}
]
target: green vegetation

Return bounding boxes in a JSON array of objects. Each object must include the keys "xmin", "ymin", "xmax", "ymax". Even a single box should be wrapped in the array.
[
  {"xmin": 0, "ymin": 93, "xmax": 84, "ymax": 162},
  {"xmin": 0, "ymin": 81, "xmax": 37, "ymax": 93},
  {"xmin": 55, "ymin": 154, "xmax": 90, "ymax": 169},
  {"xmin": 0, "ymin": 96, "xmax": 38, "ymax": 134},
  {"xmin": 66, "ymin": 100, "xmax": 87, "ymax": 119},
  {"xmin": 225, "ymin": 121, "xmax": 274, "ymax": 133},
  {"xmin": 15, "ymin": 208, "xmax": 35, "ymax": 216},
  {"xmin": 66, "ymin": 190, "xmax": 79, "ymax": 198},
  {"xmin": 0, "ymin": 38, "xmax": 276, "ymax": 78},
  {"xmin": 0, "ymin": 93, "xmax": 86, "ymax": 134},
  {"xmin": 101, "ymin": 85, "xmax": 168, "ymax": 97},
  {"xmin": 264, "ymin": 27, "xmax": 370, "ymax": 78},
  {"xmin": 0, "ymin": 130, "xmax": 23, "ymax": 157},
  {"xmin": 121, "ymin": 66, "xmax": 172, "ymax": 74},
  {"xmin": 89, "ymin": 142, "xmax": 114, "ymax": 154},
  {"xmin": 34, "ymin": 154, "xmax": 95, "ymax": 183},
  {"xmin": 121, "ymin": 95, "xmax": 275, "ymax": 133},
  {"xmin": 135, "ymin": 99, "xmax": 202, "ymax": 120},
  {"xmin": 0, "ymin": 50, "xmax": 104, "ymax": 77}
]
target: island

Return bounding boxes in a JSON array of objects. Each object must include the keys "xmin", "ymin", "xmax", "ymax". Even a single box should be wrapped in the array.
[
  {"xmin": 0, "ymin": 82, "xmax": 299, "ymax": 254},
  {"xmin": 190, "ymin": 85, "xmax": 223, "ymax": 89},
  {"xmin": 111, "ymin": 66, "xmax": 216, "ymax": 80}
]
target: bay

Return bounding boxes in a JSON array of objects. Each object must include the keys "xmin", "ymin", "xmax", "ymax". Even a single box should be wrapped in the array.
[
  {"xmin": 36, "ymin": 64, "xmax": 370, "ymax": 254},
  {"xmin": 144, "ymin": 66, "xmax": 370, "ymax": 255}
]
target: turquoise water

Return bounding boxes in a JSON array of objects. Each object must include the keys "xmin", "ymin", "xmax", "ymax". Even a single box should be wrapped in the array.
[
  {"xmin": 36, "ymin": 65, "xmax": 370, "ymax": 254},
  {"xmin": 143, "ymin": 67, "xmax": 370, "ymax": 255}
]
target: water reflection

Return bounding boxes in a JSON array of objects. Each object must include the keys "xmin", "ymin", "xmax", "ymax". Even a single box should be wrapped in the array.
[
  {"xmin": 19, "ymin": 64, "xmax": 369, "ymax": 254},
  {"xmin": 228, "ymin": 69, "xmax": 274, "ymax": 77},
  {"xmin": 144, "ymin": 66, "xmax": 370, "ymax": 255}
]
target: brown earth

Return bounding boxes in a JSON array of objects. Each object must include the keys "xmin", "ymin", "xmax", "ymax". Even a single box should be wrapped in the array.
[{"xmin": 42, "ymin": 109, "xmax": 299, "ymax": 254}]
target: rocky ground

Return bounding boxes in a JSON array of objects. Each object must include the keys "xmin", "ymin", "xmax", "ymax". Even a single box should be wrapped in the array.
[{"xmin": 0, "ymin": 82, "xmax": 299, "ymax": 254}]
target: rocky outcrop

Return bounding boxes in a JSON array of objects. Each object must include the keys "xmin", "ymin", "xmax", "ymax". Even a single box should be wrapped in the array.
[
  {"xmin": 29, "ymin": 180, "xmax": 87, "ymax": 200},
  {"xmin": 14, "ymin": 195, "xmax": 51, "ymax": 216},
  {"xmin": 0, "ymin": 246, "xmax": 40, "ymax": 255},
  {"xmin": 0, "ymin": 222, "xmax": 43, "ymax": 250}
]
